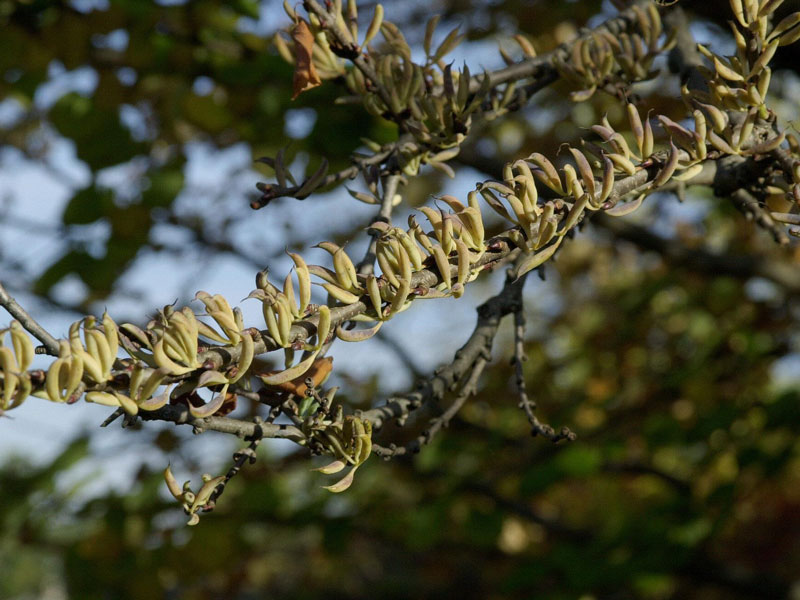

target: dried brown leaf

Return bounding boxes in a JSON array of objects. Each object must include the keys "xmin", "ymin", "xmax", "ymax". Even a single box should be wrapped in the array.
[{"xmin": 291, "ymin": 19, "xmax": 321, "ymax": 100}]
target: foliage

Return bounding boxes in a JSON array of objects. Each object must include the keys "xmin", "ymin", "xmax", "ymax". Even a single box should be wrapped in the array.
[{"xmin": 1, "ymin": 0, "xmax": 800, "ymax": 597}]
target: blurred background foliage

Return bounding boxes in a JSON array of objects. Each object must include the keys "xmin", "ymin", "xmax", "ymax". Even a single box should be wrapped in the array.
[{"xmin": 1, "ymin": 0, "xmax": 799, "ymax": 598}]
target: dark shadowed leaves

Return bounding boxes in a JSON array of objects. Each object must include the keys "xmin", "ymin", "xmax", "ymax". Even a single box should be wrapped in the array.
[{"xmin": 49, "ymin": 93, "xmax": 144, "ymax": 170}]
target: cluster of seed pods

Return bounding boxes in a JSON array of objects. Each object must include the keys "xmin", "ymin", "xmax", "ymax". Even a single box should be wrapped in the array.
[{"xmin": 555, "ymin": 2, "xmax": 675, "ymax": 101}]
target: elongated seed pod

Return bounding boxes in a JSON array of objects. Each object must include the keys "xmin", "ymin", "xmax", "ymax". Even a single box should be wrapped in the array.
[
  {"xmin": 605, "ymin": 193, "xmax": 644, "ymax": 217},
  {"xmin": 455, "ymin": 239, "xmax": 471, "ymax": 287},
  {"xmin": 698, "ymin": 102, "xmax": 728, "ymax": 133},
  {"xmin": 322, "ymin": 283, "xmax": 362, "ymax": 305},
  {"xmin": 377, "ymin": 251, "xmax": 400, "ymax": 288},
  {"xmin": 512, "ymin": 161, "xmax": 538, "ymax": 214},
  {"xmin": 431, "ymin": 245, "xmax": 451, "ymax": 289},
  {"xmin": 560, "ymin": 193, "xmax": 590, "ymax": 233},
  {"xmin": 736, "ymin": 109, "xmax": 757, "ymax": 150},
  {"xmin": 598, "ymin": 155, "xmax": 615, "ymax": 205},
  {"xmin": 480, "ymin": 188, "xmax": 515, "ymax": 223},
  {"xmin": 274, "ymin": 294, "xmax": 294, "ymax": 348},
  {"xmin": 562, "ymin": 164, "xmax": 585, "ymax": 200},
  {"xmin": 263, "ymin": 304, "xmax": 284, "ymax": 347},
  {"xmin": 730, "ymin": 0, "xmax": 747, "ymax": 27},
  {"xmin": 642, "ymin": 111, "xmax": 654, "ymax": 158},
  {"xmin": 457, "ymin": 207, "xmax": 485, "ymax": 250},
  {"xmin": 9, "ymin": 322, "xmax": 33, "ymax": 372},
  {"xmin": 707, "ymin": 130, "xmax": 737, "ymax": 154},
  {"xmin": 693, "ymin": 110, "xmax": 707, "ymax": 144},
  {"xmin": 658, "ymin": 115, "xmax": 696, "ymax": 152},
  {"xmin": 389, "ymin": 278, "xmax": 411, "ymax": 315},
  {"xmin": 652, "ymin": 141, "xmax": 679, "ymax": 188},
  {"xmin": 283, "ymin": 272, "xmax": 297, "ymax": 317},
  {"xmin": 366, "ymin": 275, "xmax": 383, "ymax": 319},
  {"xmin": 456, "ymin": 64, "xmax": 470, "ymax": 112},
  {"xmin": 536, "ymin": 216, "xmax": 557, "ymax": 250},
  {"xmin": 515, "ymin": 237, "xmax": 563, "ymax": 279},
  {"xmin": 672, "ymin": 163, "xmax": 704, "ymax": 181},
  {"xmin": 101, "ymin": 312, "xmax": 118, "ymax": 365},
  {"xmin": 569, "ymin": 148, "xmax": 596, "ymax": 200},
  {"xmin": 317, "ymin": 305, "xmax": 331, "ymax": 347},
  {"xmin": 169, "ymin": 313, "xmax": 198, "ymax": 361},
  {"xmin": 86, "ymin": 329, "xmax": 112, "ymax": 378},
  {"xmin": 333, "ymin": 248, "xmax": 359, "ymax": 290},
  {"xmin": 528, "ymin": 153, "xmax": 565, "ymax": 195},
  {"xmin": 607, "ymin": 153, "xmax": 637, "ymax": 176},
  {"xmin": 397, "ymin": 240, "xmax": 413, "ymax": 281},
  {"xmin": 627, "ymin": 104, "xmax": 645, "ymax": 159},
  {"xmin": 0, "ymin": 348, "xmax": 19, "ymax": 407},
  {"xmin": 395, "ymin": 229, "xmax": 424, "ymax": 271},
  {"xmin": 712, "ymin": 55, "xmax": 745, "ymax": 82},
  {"xmin": 441, "ymin": 213, "xmax": 455, "ymax": 255},
  {"xmin": 288, "ymin": 252, "xmax": 311, "ymax": 316},
  {"xmin": 153, "ymin": 338, "xmax": 195, "ymax": 375}
]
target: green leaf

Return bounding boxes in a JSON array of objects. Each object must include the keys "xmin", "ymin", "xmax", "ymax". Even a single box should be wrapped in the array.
[
  {"xmin": 33, "ymin": 249, "xmax": 95, "ymax": 297},
  {"xmin": 62, "ymin": 185, "xmax": 114, "ymax": 225},
  {"xmin": 233, "ymin": 0, "xmax": 260, "ymax": 19},
  {"xmin": 182, "ymin": 93, "xmax": 232, "ymax": 133},
  {"xmin": 142, "ymin": 167, "xmax": 184, "ymax": 208},
  {"xmin": 50, "ymin": 92, "xmax": 143, "ymax": 169},
  {"xmin": 555, "ymin": 445, "xmax": 603, "ymax": 477}
]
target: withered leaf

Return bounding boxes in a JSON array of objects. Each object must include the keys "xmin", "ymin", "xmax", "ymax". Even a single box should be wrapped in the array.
[
  {"xmin": 258, "ymin": 356, "xmax": 333, "ymax": 396},
  {"xmin": 291, "ymin": 19, "xmax": 321, "ymax": 100}
]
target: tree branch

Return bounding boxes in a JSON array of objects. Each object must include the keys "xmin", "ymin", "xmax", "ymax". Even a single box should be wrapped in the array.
[
  {"xmin": 258, "ymin": 0, "xmax": 671, "ymax": 208},
  {"xmin": 0, "ymin": 281, "xmax": 60, "ymax": 355},
  {"xmin": 253, "ymin": 151, "xmax": 388, "ymax": 208},
  {"xmin": 730, "ymin": 188, "xmax": 791, "ymax": 245},
  {"xmin": 137, "ymin": 404, "xmax": 305, "ymax": 442},
  {"xmin": 370, "ymin": 271, "xmax": 527, "ymax": 452},
  {"xmin": 460, "ymin": 0, "xmax": 658, "ymax": 94},
  {"xmin": 372, "ymin": 352, "xmax": 488, "ymax": 458}
]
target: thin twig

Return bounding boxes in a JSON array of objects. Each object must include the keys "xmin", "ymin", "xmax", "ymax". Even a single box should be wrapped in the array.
[
  {"xmin": 370, "ymin": 270, "xmax": 528, "ymax": 456},
  {"xmin": 729, "ymin": 188, "xmax": 791, "ymax": 245},
  {"xmin": 137, "ymin": 404, "xmax": 305, "ymax": 441},
  {"xmin": 770, "ymin": 147, "xmax": 799, "ymax": 183},
  {"xmin": 205, "ymin": 437, "xmax": 262, "ymax": 510},
  {"xmin": 253, "ymin": 156, "xmax": 379, "ymax": 208},
  {"xmin": 358, "ymin": 173, "xmax": 401, "ymax": 276},
  {"xmin": 0, "ymin": 281, "xmax": 60, "ymax": 355},
  {"xmin": 513, "ymin": 306, "xmax": 575, "ymax": 443},
  {"xmin": 373, "ymin": 353, "xmax": 488, "ymax": 458}
]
